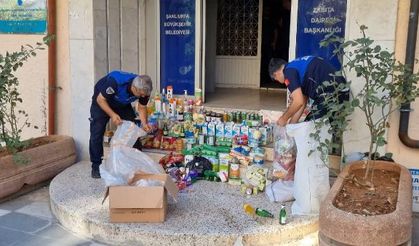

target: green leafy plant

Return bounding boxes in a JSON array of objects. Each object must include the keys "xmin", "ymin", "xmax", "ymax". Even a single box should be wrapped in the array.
[
  {"xmin": 311, "ymin": 25, "xmax": 419, "ymax": 182},
  {"xmin": 0, "ymin": 37, "xmax": 50, "ymax": 162}
]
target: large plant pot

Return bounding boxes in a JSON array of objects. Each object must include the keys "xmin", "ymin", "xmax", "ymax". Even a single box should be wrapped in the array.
[
  {"xmin": 319, "ymin": 161, "xmax": 412, "ymax": 246},
  {"xmin": 0, "ymin": 135, "xmax": 77, "ymax": 199}
]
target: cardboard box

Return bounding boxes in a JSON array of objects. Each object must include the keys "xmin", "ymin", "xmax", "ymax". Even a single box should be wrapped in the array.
[{"xmin": 108, "ymin": 173, "xmax": 178, "ymax": 223}]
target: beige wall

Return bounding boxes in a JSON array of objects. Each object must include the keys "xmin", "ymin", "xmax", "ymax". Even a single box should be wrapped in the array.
[
  {"xmin": 0, "ymin": 35, "xmax": 48, "ymax": 140},
  {"xmin": 343, "ymin": 0, "xmax": 399, "ymax": 155},
  {"xmin": 0, "ymin": 1, "xmax": 71, "ymax": 141},
  {"xmin": 387, "ymin": 0, "xmax": 419, "ymax": 169}
]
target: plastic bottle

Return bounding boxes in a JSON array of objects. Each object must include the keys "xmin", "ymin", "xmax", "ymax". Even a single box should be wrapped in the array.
[
  {"xmin": 279, "ymin": 204, "xmax": 287, "ymax": 225},
  {"xmin": 243, "ymin": 204, "xmax": 274, "ymax": 218},
  {"xmin": 163, "ymin": 123, "xmax": 169, "ymax": 136},
  {"xmin": 183, "ymin": 90, "xmax": 188, "ymax": 108},
  {"xmin": 161, "ymin": 89, "xmax": 168, "ymax": 117},
  {"xmin": 154, "ymin": 91, "xmax": 162, "ymax": 114}
]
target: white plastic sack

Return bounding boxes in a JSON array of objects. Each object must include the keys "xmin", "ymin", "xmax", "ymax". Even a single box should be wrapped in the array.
[
  {"xmin": 286, "ymin": 121, "xmax": 330, "ymax": 215},
  {"xmin": 133, "ymin": 179, "xmax": 164, "ymax": 187},
  {"xmin": 100, "ymin": 145, "xmax": 165, "ymax": 186},
  {"xmin": 101, "ymin": 121, "xmax": 164, "ymax": 187},
  {"xmin": 265, "ymin": 180, "xmax": 294, "ymax": 203},
  {"xmin": 111, "ymin": 120, "xmax": 147, "ymax": 147}
]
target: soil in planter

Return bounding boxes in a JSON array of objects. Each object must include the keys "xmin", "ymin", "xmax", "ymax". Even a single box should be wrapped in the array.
[
  {"xmin": 333, "ymin": 168, "xmax": 399, "ymax": 216},
  {"xmin": 0, "ymin": 138, "xmax": 55, "ymax": 158}
]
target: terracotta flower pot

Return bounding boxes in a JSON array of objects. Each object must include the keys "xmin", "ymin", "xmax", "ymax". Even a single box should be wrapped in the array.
[
  {"xmin": 0, "ymin": 135, "xmax": 77, "ymax": 199},
  {"xmin": 319, "ymin": 160, "xmax": 412, "ymax": 246}
]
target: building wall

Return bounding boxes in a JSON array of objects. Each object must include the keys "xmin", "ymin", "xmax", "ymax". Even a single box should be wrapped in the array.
[
  {"xmin": 56, "ymin": 0, "xmax": 72, "ymax": 137},
  {"xmin": 0, "ymin": 35, "xmax": 48, "ymax": 140},
  {"xmin": 69, "ymin": 0, "xmax": 95, "ymax": 160},
  {"xmin": 342, "ymin": 0, "xmax": 399, "ymax": 156},
  {"xmin": 387, "ymin": 0, "xmax": 419, "ymax": 169}
]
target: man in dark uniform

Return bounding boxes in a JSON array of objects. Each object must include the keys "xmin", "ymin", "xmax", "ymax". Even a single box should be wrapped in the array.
[
  {"xmin": 269, "ymin": 56, "xmax": 349, "ymax": 126},
  {"xmin": 89, "ymin": 71, "xmax": 153, "ymax": 178}
]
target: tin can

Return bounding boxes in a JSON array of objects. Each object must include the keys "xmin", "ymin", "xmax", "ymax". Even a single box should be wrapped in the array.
[
  {"xmin": 253, "ymin": 186, "xmax": 259, "ymax": 195},
  {"xmin": 245, "ymin": 187, "xmax": 253, "ymax": 195},
  {"xmin": 206, "ymin": 112, "xmax": 212, "ymax": 122}
]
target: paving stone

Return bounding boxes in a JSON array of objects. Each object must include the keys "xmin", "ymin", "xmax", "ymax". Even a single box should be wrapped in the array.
[
  {"xmin": 16, "ymin": 201, "xmax": 54, "ymax": 219},
  {"xmin": 37, "ymin": 224, "xmax": 87, "ymax": 242},
  {"xmin": 0, "ymin": 212, "xmax": 50, "ymax": 233},
  {"xmin": 0, "ymin": 197, "xmax": 32, "ymax": 211},
  {"xmin": 0, "ymin": 226, "xmax": 31, "ymax": 246},
  {"xmin": 0, "ymin": 209, "xmax": 11, "ymax": 217},
  {"xmin": 12, "ymin": 234, "xmax": 90, "ymax": 246}
]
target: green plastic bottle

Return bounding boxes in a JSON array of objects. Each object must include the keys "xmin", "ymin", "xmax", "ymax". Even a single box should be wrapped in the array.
[
  {"xmin": 279, "ymin": 204, "xmax": 287, "ymax": 225},
  {"xmin": 243, "ymin": 204, "xmax": 274, "ymax": 218}
]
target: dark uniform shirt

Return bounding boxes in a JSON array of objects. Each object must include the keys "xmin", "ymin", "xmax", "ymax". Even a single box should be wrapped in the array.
[
  {"xmin": 284, "ymin": 56, "xmax": 344, "ymax": 100},
  {"xmin": 92, "ymin": 71, "xmax": 149, "ymax": 109}
]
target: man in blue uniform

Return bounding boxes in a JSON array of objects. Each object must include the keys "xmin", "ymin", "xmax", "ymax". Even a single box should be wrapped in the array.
[
  {"xmin": 89, "ymin": 71, "xmax": 153, "ymax": 178},
  {"xmin": 269, "ymin": 56, "xmax": 349, "ymax": 126}
]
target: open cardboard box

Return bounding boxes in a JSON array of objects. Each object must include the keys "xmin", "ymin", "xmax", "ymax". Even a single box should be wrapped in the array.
[{"xmin": 108, "ymin": 173, "xmax": 178, "ymax": 223}]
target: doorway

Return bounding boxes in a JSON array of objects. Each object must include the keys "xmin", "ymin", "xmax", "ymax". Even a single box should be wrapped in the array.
[
  {"xmin": 203, "ymin": 0, "xmax": 288, "ymax": 110},
  {"xmin": 260, "ymin": 0, "xmax": 290, "ymax": 89}
]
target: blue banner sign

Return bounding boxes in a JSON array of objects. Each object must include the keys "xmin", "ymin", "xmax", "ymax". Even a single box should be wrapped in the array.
[
  {"xmin": 296, "ymin": 0, "xmax": 347, "ymax": 69},
  {"xmin": 160, "ymin": 0, "xmax": 195, "ymax": 95},
  {"xmin": 0, "ymin": 0, "xmax": 47, "ymax": 34}
]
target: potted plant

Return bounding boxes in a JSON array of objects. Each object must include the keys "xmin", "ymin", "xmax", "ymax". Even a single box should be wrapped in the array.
[
  {"xmin": 312, "ymin": 25, "xmax": 418, "ymax": 245},
  {"xmin": 0, "ymin": 37, "xmax": 77, "ymax": 199}
]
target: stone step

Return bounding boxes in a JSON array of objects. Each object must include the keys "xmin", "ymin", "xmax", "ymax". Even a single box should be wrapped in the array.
[{"xmin": 50, "ymin": 161, "xmax": 320, "ymax": 246}]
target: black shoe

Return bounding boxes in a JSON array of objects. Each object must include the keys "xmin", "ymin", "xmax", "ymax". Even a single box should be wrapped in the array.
[{"xmin": 91, "ymin": 168, "xmax": 101, "ymax": 179}]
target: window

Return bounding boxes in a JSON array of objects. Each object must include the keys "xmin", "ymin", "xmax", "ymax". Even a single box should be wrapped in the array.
[{"xmin": 216, "ymin": 0, "xmax": 259, "ymax": 56}]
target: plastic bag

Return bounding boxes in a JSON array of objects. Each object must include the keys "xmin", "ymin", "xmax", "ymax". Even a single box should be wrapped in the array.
[
  {"xmin": 185, "ymin": 156, "xmax": 212, "ymax": 177},
  {"xmin": 100, "ymin": 145, "xmax": 165, "ymax": 186},
  {"xmin": 111, "ymin": 120, "xmax": 147, "ymax": 147},
  {"xmin": 133, "ymin": 179, "xmax": 164, "ymax": 187},
  {"xmin": 101, "ymin": 121, "xmax": 164, "ymax": 187},
  {"xmin": 286, "ymin": 121, "xmax": 330, "ymax": 215},
  {"xmin": 265, "ymin": 180, "xmax": 294, "ymax": 203},
  {"xmin": 272, "ymin": 125, "xmax": 296, "ymax": 181}
]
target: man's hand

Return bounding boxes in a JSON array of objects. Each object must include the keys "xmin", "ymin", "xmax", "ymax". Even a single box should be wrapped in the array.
[
  {"xmin": 142, "ymin": 123, "xmax": 152, "ymax": 133},
  {"xmin": 277, "ymin": 117, "xmax": 288, "ymax": 127},
  {"xmin": 111, "ymin": 114, "xmax": 122, "ymax": 125}
]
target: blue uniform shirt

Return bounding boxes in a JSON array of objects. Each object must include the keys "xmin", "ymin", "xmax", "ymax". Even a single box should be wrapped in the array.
[
  {"xmin": 284, "ymin": 56, "xmax": 343, "ymax": 100},
  {"xmin": 92, "ymin": 71, "xmax": 149, "ymax": 108}
]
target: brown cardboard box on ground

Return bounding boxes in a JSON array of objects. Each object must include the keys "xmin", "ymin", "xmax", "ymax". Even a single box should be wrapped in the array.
[{"xmin": 108, "ymin": 173, "xmax": 178, "ymax": 223}]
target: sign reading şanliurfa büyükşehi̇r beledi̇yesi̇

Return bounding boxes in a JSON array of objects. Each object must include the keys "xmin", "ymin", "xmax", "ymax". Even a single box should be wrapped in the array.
[{"xmin": 0, "ymin": 0, "xmax": 47, "ymax": 34}]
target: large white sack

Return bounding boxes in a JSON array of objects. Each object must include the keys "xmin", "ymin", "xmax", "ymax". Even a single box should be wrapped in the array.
[
  {"xmin": 101, "ymin": 120, "xmax": 164, "ymax": 187},
  {"xmin": 265, "ymin": 180, "xmax": 294, "ymax": 203},
  {"xmin": 100, "ymin": 145, "xmax": 165, "ymax": 186},
  {"xmin": 286, "ymin": 121, "xmax": 330, "ymax": 215}
]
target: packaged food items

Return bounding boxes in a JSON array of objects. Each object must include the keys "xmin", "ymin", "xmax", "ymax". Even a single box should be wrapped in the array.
[
  {"xmin": 273, "ymin": 126, "xmax": 296, "ymax": 181},
  {"xmin": 161, "ymin": 137, "xmax": 176, "ymax": 151},
  {"xmin": 244, "ymin": 165, "xmax": 268, "ymax": 192},
  {"xmin": 218, "ymin": 153, "xmax": 232, "ymax": 182}
]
